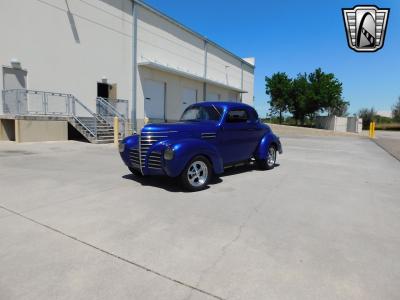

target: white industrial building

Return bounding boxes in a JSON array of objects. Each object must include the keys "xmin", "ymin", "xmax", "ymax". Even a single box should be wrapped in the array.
[{"xmin": 0, "ymin": 0, "xmax": 255, "ymax": 141}]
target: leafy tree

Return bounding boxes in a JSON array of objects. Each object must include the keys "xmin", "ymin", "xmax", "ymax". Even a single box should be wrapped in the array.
[
  {"xmin": 307, "ymin": 68, "xmax": 343, "ymax": 117},
  {"xmin": 288, "ymin": 73, "xmax": 309, "ymax": 125},
  {"xmin": 265, "ymin": 68, "xmax": 346, "ymax": 125},
  {"xmin": 358, "ymin": 107, "xmax": 377, "ymax": 129},
  {"xmin": 327, "ymin": 99, "xmax": 349, "ymax": 117},
  {"xmin": 392, "ymin": 97, "xmax": 400, "ymax": 121},
  {"xmin": 265, "ymin": 72, "xmax": 291, "ymax": 124}
]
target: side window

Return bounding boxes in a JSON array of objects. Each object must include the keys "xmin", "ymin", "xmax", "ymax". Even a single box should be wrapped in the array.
[
  {"xmin": 226, "ymin": 109, "xmax": 249, "ymax": 123},
  {"xmin": 249, "ymin": 108, "xmax": 259, "ymax": 121}
]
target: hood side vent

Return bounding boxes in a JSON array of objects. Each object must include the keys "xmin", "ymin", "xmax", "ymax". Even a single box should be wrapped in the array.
[{"xmin": 201, "ymin": 132, "xmax": 217, "ymax": 139}]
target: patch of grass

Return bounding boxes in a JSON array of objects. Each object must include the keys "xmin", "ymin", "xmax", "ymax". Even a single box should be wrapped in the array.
[{"xmin": 375, "ymin": 123, "xmax": 400, "ymax": 131}]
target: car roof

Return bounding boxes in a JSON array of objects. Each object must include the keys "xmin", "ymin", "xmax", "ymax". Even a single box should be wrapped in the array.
[{"xmin": 191, "ymin": 101, "xmax": 254, "ymax": 111}]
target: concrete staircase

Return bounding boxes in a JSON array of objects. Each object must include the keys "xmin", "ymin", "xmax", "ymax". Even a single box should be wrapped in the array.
[
  {"xmin": 1, "ymin": 88, "xmax": 126, "ymax": 144},
  {"xmin": 69, "ymin": 116, "xmax": 120, "ymax": 144}
]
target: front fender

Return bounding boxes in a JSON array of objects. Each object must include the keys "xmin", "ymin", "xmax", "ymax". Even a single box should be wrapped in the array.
[
  {"xmin": 255, "ymin": 133, "xmax": 282, "ymax": 160},
  {"xmin": 119, "ymin": 134, "xmax": 139, "ymax": 166},
  {"xmin": 163, "ymin": 138, "xmax": 224, "ymax": 177}
]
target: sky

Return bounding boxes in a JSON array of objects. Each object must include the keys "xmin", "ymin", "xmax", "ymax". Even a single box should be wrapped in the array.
[{"xmin": 143, "ymin": 0, "xmax": 400, "ymax": 117}]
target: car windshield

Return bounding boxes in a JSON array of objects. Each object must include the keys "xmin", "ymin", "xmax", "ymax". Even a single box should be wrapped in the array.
[{"xmin": 180, "ymin": 105, "xmax": 222, "ymax": 122}]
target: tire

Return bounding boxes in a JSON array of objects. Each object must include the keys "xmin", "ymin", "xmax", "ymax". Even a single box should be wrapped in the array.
[
  {"xmin": 257, "ymin": 144, "xmax": 277, "ymax": 170},
  {"xmin": 128, "ymin": 167, "xmax": 142, "ymax": 176},
  {"xmin": 180, "ymin": 156, "xmax": 212, "ymax": 191}
]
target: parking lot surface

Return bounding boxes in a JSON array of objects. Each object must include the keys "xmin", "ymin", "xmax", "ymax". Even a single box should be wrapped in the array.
[
  {"xmin": 374, "ymin": 130, "xmax": 400, "ymax": 161},
  {"xmin": 1, "ymin": 136, "xmax": 400, "ymax": 300}
]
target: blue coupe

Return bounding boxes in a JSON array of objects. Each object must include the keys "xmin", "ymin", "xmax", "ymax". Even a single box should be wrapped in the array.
[{"xmin": 119, "ymin": 102, "xmax": 282, "ymax": 191}]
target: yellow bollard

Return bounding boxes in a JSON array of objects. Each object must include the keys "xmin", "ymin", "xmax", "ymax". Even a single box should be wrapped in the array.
[
  {"xmin": 15, "ymin": 119, "xmax": 21, "ymax": 143},
  {"xmin": 372, "ymin": 121, "xmax": 376, "ymax": 138},
  {"xmin": 369, "ymin": 122, "xmax": 372, "ymax": 138},
  {"xmin": 369, "ymin": 121, "xmax": 376, "ymax": 139},
  {"xmin": 114, "ymin": 117, "xmax": 119, "ymax": 146}
]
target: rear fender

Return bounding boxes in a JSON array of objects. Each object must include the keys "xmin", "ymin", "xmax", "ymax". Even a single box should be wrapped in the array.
[{"xmin": 255, "ymin": 133, "xmax": 281, "ymax": 160}]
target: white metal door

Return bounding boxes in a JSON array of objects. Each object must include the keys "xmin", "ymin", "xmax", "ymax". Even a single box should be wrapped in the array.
[
  {"xmin": 181, "ymin": 87, "xmax": 197, "ymax": 114},
  {"xmin": 2, "ymin": 67, "xmax": 28, "ymax": 113},
  {"xmin": 3, "ymin": 67, "xmax": 27, "ymax": 90},
  {"xmin": 143, "ymin": 80, "xmax": 165, "ymax": 120},
  {"xmin": 228, "ymin": 91, "xmax": 238, "ymax": 102},
  {"xmin": 207, "ymin": 92, "xmax": 220, "ymax": 101}
]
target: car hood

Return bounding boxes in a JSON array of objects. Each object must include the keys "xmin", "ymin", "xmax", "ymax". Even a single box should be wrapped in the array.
[{"xmin": 141, "ymin": 121, "xmax": 218, "ymax": 137}]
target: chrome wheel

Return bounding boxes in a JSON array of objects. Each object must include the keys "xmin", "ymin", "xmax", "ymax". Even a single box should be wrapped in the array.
[
  {"xmin": 267, "ymin": 146, "xmax": 276, "ymax": 167},
  {"xmin": 187, "ymin": 160, "xmax": 208, "ymax": 187}
]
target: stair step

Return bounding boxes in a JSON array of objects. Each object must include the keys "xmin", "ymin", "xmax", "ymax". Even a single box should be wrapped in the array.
[
  {"xmin": 97, "ymin": 135, "xmax": 115, "ymax": 139},
  {"xmin": 69, "ymin": 114, "xmax": 123, "ymax": 144},
  {"xmin": 95, "ymin": 139, "xmax": 114, "ymax": 144}
]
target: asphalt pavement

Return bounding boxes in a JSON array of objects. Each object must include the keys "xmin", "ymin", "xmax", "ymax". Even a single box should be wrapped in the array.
[
  {"xmin": 374, "ymin": 130, "xmax": 400, "ymax": 161},
  {"xmin": 0, "ymin": 135, "xmax": 399, "ymax": 300}
]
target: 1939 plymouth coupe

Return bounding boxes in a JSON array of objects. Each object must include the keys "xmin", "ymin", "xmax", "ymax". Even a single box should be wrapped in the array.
[{"xmin": 119, "ymin": 102, "xmax": 282, "ymax": 191}]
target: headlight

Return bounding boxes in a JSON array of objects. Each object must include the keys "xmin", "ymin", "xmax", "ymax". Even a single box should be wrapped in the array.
[
  {"xmin": 163, "ymin": 147, "xmax": 174, "ymax": 160},
  {"xmin": 118, "ymin": 141, "xmax": 125, "ymax": 153}
]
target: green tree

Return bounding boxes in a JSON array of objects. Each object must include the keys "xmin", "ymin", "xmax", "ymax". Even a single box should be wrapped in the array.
[
  {"xmin": 265, "ymin": 72, "xmax": 291, "ymax": 124},
  {"xmin": 265, "ymin": 68, "xmax": 346, "ymax": 125},
  {"xmin": 358, "ymin": 107, "xmax": 377, "ymax": 129},
  {"xmin": 327, "ymin": 99, "xmax": 349, "ymax": 117},
  {"xmin": 288, "ymin": 73, "xmax": 309, "ymax": 125},
  {"xmin": 392, "ymin": 97, "xmax": 400, "ymax": 121},
  {"xmin": 307, "ymin": 68, "xmax": 343, "ymax": 118}
]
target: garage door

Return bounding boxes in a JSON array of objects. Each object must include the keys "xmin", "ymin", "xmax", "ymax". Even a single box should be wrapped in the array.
[
  {"xmin": 207, "ymin": 92, "xmax": 221, "ymax": 101},
  {"xmin": 181, "ymin": 87, "xmax": 197, "ymax": 115},
  {"xmin": 143, "ymin": 80, "xmax": 165, "ymax": 120},
  {"xmin": 228, "ymin": 91, "xmax": 238, "ymax": 102}
]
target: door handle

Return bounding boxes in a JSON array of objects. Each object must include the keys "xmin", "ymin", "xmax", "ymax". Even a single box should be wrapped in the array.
[{"xmin": 145, "ymin": 97, "xmax": 151, "ymax": 100}]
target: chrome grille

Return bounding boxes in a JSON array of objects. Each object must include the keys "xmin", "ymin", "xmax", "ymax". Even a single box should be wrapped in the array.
[
  {"xmin": 147, "ymin": 152, "xmax": 162, "ymax": 169},
  {"xmin": 140, "ymin": 131, "xmax": 174, "ymax": 170},
  {"xmin": 128, "ymin": 148, "xmax": 140, "ymax": 168}
]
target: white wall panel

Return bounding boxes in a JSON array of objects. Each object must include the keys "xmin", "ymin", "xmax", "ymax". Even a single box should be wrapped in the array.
[
  {"xmin": 0, "ymin": 0, "xmax": 133, "ymax": 112},
  {"xmin": 242, "ymin": 63, "xmax": 254, "ymax": 105},
  {"xmin": 136, "ymin": 4, "xmax": 254, "ymax": 111},
  {"xmin": 137, "ymin": 6, "xmax": 205, "ymax": 77},
  {"xmin": 206, "ymin": 44, "xmax": 242, "ymax": 90},
  {"xmin": 0, "ymin": 0, "xmax": 255, "ymax": 124}
]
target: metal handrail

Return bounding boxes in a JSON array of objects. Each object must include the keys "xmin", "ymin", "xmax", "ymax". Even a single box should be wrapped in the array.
[
  {"xmin": 72, "ymin": 115, "xmax": 96, "ymax": 137},
  {"xmin": 73, "ymin": 96, "xmax": 103, "ymax": 122},
  {"xmin": 2, "ymin": 88, "xmax": 131, "ymax": 141},
  {"xmin": 96, "ymin": 97, "xmax": 129, "ymax": 138},
  {"xmin": 2, "ymin": 89, "xmax": 99, "ymax": 139},
  {"xmin": 97, "ymin": 97, "xmax": 126, "ymax": 120},
  {"xmin": 2, "ymin": 88, "xmax": 72, "ymax": 97}
]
